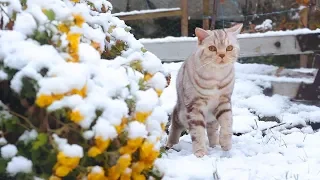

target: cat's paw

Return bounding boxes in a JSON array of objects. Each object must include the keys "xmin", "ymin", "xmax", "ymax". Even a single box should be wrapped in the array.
[{"xmin": 194, "ymin": 149, "xmax": 207, "ymax": 158}]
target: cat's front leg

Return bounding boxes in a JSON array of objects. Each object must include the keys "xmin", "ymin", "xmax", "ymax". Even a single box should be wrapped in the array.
[
  {"xmin": 166, "ymin": 106, "xmax": 184, "ymax": 148},
  {"xmin": 217, "ymin": 109, "xmax": 233, "ymax": 151},
  {"xmin": 206, "ymin": 119, "xmax": 219, "ymax": 148},
  {"xmin": 186, "ymin": 98, "xmax": 208, "ymax": 158}
]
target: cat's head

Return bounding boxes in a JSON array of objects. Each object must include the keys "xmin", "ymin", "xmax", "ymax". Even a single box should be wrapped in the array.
[{"xmin": 195, "ymin": 23, "xmax": 243, "ymax": 67}]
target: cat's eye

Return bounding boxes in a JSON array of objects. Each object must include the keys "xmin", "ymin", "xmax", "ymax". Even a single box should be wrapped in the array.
[
  {"xmin": 208, "ymin": 45, "xmax": 217, "ymax": 52},
  {"xmin": 226, "ymin": 45, "xmax": 233, "ymax": 51}
]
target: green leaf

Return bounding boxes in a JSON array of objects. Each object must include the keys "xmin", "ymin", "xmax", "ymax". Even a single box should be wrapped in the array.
[
  {"xmin": 43, "ymin": 9, "xmax": 55, "ymax": 21},
  {"xmin": 141, "ymin": 47, "xmax": 148, "ymax": 53},
  {"xmin": 33, "ymin": 30, "xmax": 50, "ymax": 45},
  {"xmin": 32, "ymin": 133, "xmax": 48, "ymax": 150},
  {"xmin": 107, "ymin": 25, "xmax": 116, "ymax": 33},
  {"xmin": 31, "ymin": 149, "xmax": 41, "ymax": 164},
  {"xmin": 0, "ymin": 159, "xmax": 7, "ymax": 173},
  {"xmin": 20, "ymin": 77, "xmax": 38, "ymax": 99},
  {"xmin": 4, "ymin": 116, "xmax": 19, "ymax": 132}
]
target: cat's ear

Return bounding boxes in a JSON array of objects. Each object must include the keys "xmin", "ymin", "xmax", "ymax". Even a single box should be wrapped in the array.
[
  {"xmin": 195, "ymin": 27, "xmax": 210, "ymax": 44},
  {"xmin": 226, "ymin": 23, "xmax": 243, "ymax": 35}
]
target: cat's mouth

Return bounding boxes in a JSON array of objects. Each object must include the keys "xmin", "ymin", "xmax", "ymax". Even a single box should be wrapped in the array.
[{"xmin": 214, "ymin": 59, "xmax": 233, "ymax": 66}]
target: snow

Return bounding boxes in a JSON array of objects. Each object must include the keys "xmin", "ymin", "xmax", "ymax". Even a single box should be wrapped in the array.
[
  {"xmin": 1, "ymin": 144, "xmax": 18, "ymax": 159},
  {"xmin": 92, "ymin": 118, "xmax": 118, "ymax": 140},
  {"xmin": 127, "ymin": 121, "xmax": 148, "ymax": 139},
  {"xmin": 91, "ymin": 165, "xmax": 104, "ymax": 173},
  {"xmin": 255, "ymin": 19, "xmax": 273, "ymax": 31},
  {"xmin": 0, "ymin": 70, "xmax": 7, "ymax": 80},
  {"xmin": 0, "ymin": 137, "xmax": 7, "ymax": 145},
  {"xmin": 52, "ymin": 134, "xmax": 84, "ymax": 157},
  {"xmin": 135, "ymin": 89, "xmax": 160, "ymax": 112},
  {"xmin": 113, "ymin": 8, "xmax": 181, "ymax": 17},
  {"xmin": 139, "ymin": 28, "xmax": 320, "ymax": 43},
  {"xmin": 60, "ymin": 144, "xmax": 84, "ymax": 158},
  {"xmin": 13, "ymin": 12, "xmax": 37, "ymax": 36},
  {"xmin": 157, "ymin": 62, "xmax": 320, "ymax": 179},
  {"xmin": 18, "ymin": 129, "xmax": 38, "ymax": 144},
  {"xmin": 6, "ymin": 156, "xmax": 33, "ymax": 176},
  {"xmin": 1, "ymin": 0, "xmax": 320, "ymax": 179},
  {"xmin": 83, "ymin": 130, "xmax": 94, "ymax": 140}
]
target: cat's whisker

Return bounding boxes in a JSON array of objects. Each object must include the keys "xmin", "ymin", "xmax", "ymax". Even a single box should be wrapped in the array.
[{"xmin": 197, "ymin": 60, "xmax": 214, "ymax": 71}]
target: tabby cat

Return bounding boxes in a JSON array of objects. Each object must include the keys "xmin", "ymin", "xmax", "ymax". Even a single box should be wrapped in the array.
[{"xmin": 166, "ymin": 24, "xmax": 243, "ymax": 158}]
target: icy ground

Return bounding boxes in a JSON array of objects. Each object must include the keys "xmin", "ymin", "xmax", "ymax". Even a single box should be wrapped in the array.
[{"xmin": 155, "ymin": 62, "xmax": 320, "ymax": 180}]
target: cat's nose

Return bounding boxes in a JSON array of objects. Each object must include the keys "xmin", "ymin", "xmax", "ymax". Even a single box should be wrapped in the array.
[{"xmin": 219, "ymin": 54, "xmax": 225, "ymax": 58}]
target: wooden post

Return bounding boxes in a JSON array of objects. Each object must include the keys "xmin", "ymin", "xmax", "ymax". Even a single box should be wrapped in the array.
[
  {"xmin": 210, "ymin": 0, "xmax": 219, "ymax": 29},
  {"xmin": 181, "ymin": 0, "xmax": 188, "ymax": 36},
  {"xmin": 299, "ymin": 6, "xmax": 310, "ymax": 68},
  {"xmin": 203, "ymin": 0, "xmax": 210, "ymax": 30}
]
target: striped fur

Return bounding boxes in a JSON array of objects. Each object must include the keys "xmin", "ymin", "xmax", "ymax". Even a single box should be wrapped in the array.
[{"xmin": 166, "ymin": 24, "xmax": 243, "ymax": 158}]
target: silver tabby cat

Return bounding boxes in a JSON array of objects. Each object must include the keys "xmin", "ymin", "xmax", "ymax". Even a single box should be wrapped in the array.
[{"xmin": 166, "ymin": 24, "xmax": 243, "ymax": 158}]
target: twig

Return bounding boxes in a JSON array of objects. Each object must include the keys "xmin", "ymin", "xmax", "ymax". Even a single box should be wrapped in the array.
[
  {"xmin": 7, "ymin": 109, "xmax": 38, "ymax": 130},
  {"xmin": 0, "ymin": 5, "xmax": 11, "ymax": 20},
  {"xmin": 261, "ymin": 122, "xmax": 286, "ymax": 133}
]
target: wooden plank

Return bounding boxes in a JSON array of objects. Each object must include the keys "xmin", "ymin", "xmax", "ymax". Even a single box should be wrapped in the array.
[
  {"xmin": 299, "ymin": 6, "xmax": 309, "ymax": 68},
  {"xmin": 210, "ymin": 0, "xmax": 219, "ymax": 30},
  {"xmin": 114, "ymin": 8, "xmax": 182, "ymax": 21},
  {"xmin": 140, "ymin": 34, "xmax": 315, "ymax": 62},
  {"xmin": 181, "ymin": 0, "xmax": 188, "ymax": 36},
  {"xmin": 202, "ymin": 0, "xmax": 210, "ymax": 30}
]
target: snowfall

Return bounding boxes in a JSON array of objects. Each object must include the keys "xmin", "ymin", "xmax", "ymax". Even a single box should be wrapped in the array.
[{"xmin": 155, "ymin": 62, "xmax": 320, "ymax": 180}]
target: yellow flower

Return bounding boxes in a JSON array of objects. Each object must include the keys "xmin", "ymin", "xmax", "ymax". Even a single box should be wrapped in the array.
[
  {"xmin": 36, "ymin": 94, "xmax": 54, "ymax": 107},
  {"xmin": 161, "ymin": 123, "xmax": 166, "ymax": 131},
  {"xmin": 70, "ymin": 0, "xmax": 80, "ymax": 3},
  {"xmin": 139, "ymin": 141, "xmax": 160, "ymax": 168},
  {"xmin": 52, "ymin": 94, "xmax": 64, "ymax": 101},
  {"xmin": 155, "ymin": 88, "xmax": 163, "ymax": 97},
  {"xmin": 57, "ymin": 152, "xmax": 80, "ymax": 169},
  {"xmin": 68, "ymin": 110, "xmax": 84, "ymax": 123},
  {"xmin": 143, "ymin": 73, "xmax": 153, "ymax": 82},
  {"xmin": 91, "ymin": 41, "xmax": 102, "ymax": 54},
  {"xmin": 57, "ymin": 23, "xmax": 70, "ymax": 33},
  {"xmin": 131, "ymin": 162, "xmax": 145, "ymax": 174},
  {"xmin": 87, "ymin": 168, "xmax": 107, "ymax": 180},
  {"xmin": 116, "ymin": 154, "xmax": 132, "ymax": 173},
  {"xmin": 107, "ymin": 166, "xmax": 121, "ymax": 180},
  {"xmin": 95, "ymin": 136, "xmax": 111, "ymax": 151},
  {"xmin": 68, "ymin": 52, "xmax": 80, "ymax": 63},
  {"xmin": 49, "ymin": 175, "xmax": 62, "ymax": 180},
  {"xmin": 119, "ymin": 138, "xmax": 143, "ymax": 155},
  {"xmin": 132, "ymin": 174, "xmax": 146, "ymax": 180},
  {"xmin": 88, "ymin": 146, "xmax": 102, "ymax": 157},
  {"xmin": 120, "ymin": 168, "xmax": 132, "ymax": 180},
  {"xmin": 134, "ymin": 111, "xmax": 152, "ymax": 123},
  {"xmin": 115, "ymin": 117, "xmax": 128, "ymax": 133},
  {"xmin": 67, "ymin": 32, "xmax": 81, "ymax": 62},
  {"xmin": 55, "ymin": 165, "xmax": 72, "ymax": 177},
  {"xmin": 73, "ymin": 13, "xmax": 85, "ymax": 27},
  {"xmin": 69, "ymin": 85, "xmax": 87, "ymax": 97}
]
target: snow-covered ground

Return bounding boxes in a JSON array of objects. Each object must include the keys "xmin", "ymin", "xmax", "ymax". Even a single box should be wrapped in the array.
[{"xmin": 156, "ymin": 62, "xmax": 320, "ymax": 180}]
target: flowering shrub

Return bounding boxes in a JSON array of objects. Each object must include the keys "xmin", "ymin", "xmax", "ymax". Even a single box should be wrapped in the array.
[{"xmin": 0, "ymin": 0, "xmax": 168, "ymax": 179}]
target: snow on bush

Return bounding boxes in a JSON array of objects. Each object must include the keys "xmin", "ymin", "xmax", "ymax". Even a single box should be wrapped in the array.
[{"xmin": 0, "ymin": 0, "xmax": 168, "ymax": 179}]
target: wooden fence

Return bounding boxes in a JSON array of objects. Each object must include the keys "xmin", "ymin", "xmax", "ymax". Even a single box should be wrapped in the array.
[
  {"xmin": 113, "ymin": 0, "xmax": 189, "ymax": 36},
  {"xmin": 140, "ymin": 30, "xmax": 320, "ymax": 103}
]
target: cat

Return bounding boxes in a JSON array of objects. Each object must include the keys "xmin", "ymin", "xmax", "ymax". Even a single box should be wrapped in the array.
[{"xmin": 166, "ymin": 23, "xmax": 243, "ymax": 158}]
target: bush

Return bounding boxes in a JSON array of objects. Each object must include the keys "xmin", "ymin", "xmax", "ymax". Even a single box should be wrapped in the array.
[{"xmin": 0, "ymin": 0, "xmax": 168, "ymax": 179}]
